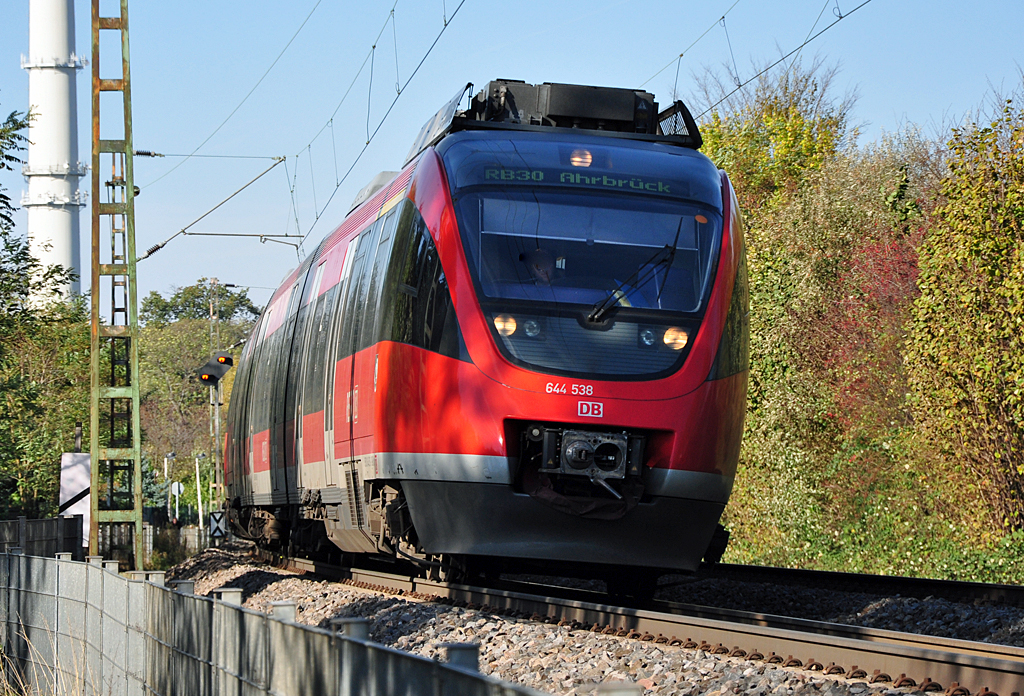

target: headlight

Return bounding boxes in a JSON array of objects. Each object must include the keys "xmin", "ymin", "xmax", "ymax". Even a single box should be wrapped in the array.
[
  {"xmin": 569, "ymin": 149, "xmax": 592, "ymax": 167},
  {"xmin": 494, "ymin": 314, "xmax": 517, "ymax": 336},
  {"xmin": 523, "ymin": 319, "xmax": 541, "ymax": 337},
  {"xmin": 663, "ymin": 327, "xmax": 689, "ymax": 350},
  {"xmin": 639, "ymin": 328, "xmax": 656, "ymax": 346}
]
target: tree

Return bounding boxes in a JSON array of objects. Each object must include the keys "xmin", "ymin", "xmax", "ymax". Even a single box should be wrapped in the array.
[
  {"xmin": 907, "ymin": 100, "xmax": 1024, "ymax": 530},
  {"xmin": 0, "ymin": 100, "xmax": 88, "ymax": 518},
  {"xmin": 141, "ymin": 278, "xmax": 261, "ymax": 326},
  {"xmin": 1, "ymin": 106, "xmax": 30, "ymax": 233},
  {"xmin": 694, "ymin": 63, "xmax": 961, "ymax": 570},
  {"xmin": 139, "ymin": 281, "xmax": 256, "ymax": 482},
  {"xmin": 694, "ymin": 57, "xmax": 856, "ymax": 213}
]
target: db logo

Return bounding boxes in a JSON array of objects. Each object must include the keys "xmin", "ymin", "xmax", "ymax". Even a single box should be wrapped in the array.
[{"xmin": 578, "ymin": 401, "xmax": 604, "ymax": 418}]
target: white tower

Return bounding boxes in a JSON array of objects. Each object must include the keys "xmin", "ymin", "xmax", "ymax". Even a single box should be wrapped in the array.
[{"xmin": 22, "ymin": 0, "xmax": 85, "ymax": 296}]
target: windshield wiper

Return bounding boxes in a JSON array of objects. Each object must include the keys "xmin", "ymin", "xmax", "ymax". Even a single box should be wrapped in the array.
[{"xmin": 587, "ymin": 219, "xmax": 683, "ymax": 323}]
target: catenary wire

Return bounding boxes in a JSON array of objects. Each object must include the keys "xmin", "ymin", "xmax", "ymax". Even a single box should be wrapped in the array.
[
  {"xmin": 137, "ymin": 152, "xmax": 280, "ymax": 160},
  {"xmin": 719, "ymin": 16, "xmax": 741, "ymax": 86},
  {"xmin": 298, "ymin": 0, "xmax": 468, "ymax": 246},
  {"xmin": 140, "ymin": 0, "xmax": 323, "ymax": 189},
  {"xmin": 786, "ymin": 0, "xmax": 833, "ymax": 75},
  {"xmin": 697, "ymin": 0, "xmax": 874, "ymax": 119},
  {"xmin": 639, "ymin": 0, "xmax": 742, "ymax": 89},
  {"xmin": 139, "ymin": 158, "xmax": 285, "ymax": 261}
]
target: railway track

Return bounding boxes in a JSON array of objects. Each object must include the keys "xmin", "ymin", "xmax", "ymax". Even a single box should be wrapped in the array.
[
  {"xmin": 701, "ymin": 563, "xmax": 1024, "ymax": 608},
  {"xmin": 253, "ymin": 549, "xmax": 1024, "ymax": 695}
]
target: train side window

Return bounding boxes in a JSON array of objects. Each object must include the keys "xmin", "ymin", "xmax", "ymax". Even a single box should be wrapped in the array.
[
  {"xmin": 380, "ymin": 201, "xmax": 428, "ymax": 345},
  {"xmin": 360, "ymin": 209, "xmax": 399, "ymax": 351},
  {"xmin": 327, "ymin": 235, "xmax": 359, "ymax": 372},
  {"xmin": 286, "ymin": 301, "xmax": 311, "ymax": 422},
  {"xmin": 379, "ymin": 200, "xmax": 464, "ymax": 359},
  {"xmin": 707, "ymin": 244, "xmax": 749, "ymax": 380},
  {"xmin": 248, "ymin": 307, "xmax": 273, "ymax": 435},
  {"xmin": 345, "ymin": 218, "xmax": 384, "ymax": 357},
  {"xmin": 293, "ymin": 261, "xmax": 326, "ymax": 419},
  {"xmin": 303, "ymin": 284, "xmax": 336, "ymax": 415}
]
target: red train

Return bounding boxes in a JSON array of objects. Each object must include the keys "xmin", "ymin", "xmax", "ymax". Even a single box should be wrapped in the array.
[{"xmin": 225, "ymin": 80, "xmax": 748, "ymax": 587}]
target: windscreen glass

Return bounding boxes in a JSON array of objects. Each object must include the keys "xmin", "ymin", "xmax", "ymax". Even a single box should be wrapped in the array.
[
  {"xmin": 456, "ymin": 191, "xmax": 720, "ymax": 314},
  {"xmin": 439, "ymin": 132, "xmax": 725, "ymax": 379}
]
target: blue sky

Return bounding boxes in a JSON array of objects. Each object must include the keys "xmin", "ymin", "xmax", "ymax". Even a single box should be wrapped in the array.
[{"xmin": 1, "ymin": 0, "xmax": 1021, "ymax": 307}]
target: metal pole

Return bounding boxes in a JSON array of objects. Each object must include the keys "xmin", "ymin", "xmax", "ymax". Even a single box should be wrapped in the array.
[
  {"xmin": 165, "ymin": 452, "xmax": 175, "ymax": 521},
  {"xmin": 215, "ymin": 381, "xmax": 223, "ymax": 507},
  {"xmin": 195, "ymin": 455, "xmax": 205, "ymax": 530}
]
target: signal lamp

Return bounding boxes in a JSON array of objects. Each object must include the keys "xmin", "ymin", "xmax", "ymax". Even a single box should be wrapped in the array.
[
  {"xmin": 569, "ymin": 149, "xmax": 592, "ymax": 167},
  {"xmin": 197, "ymin": 351, "xmax": 235, "ymax": 385},
  {"xmin": 494, "ymin": 314, "xmax": 517, "ymax": 336},
  {"xmin": 663, "ymin": 327, "xmax": 689, "ymax": 350}
]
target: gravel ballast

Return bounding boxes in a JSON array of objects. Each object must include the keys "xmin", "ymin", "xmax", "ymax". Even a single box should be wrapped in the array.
[{"xmin": 162, "ymin": 542, "xmax": 1016, "ymax": 695}]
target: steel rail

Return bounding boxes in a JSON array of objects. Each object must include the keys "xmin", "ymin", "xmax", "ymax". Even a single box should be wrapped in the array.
[
  {"xmin": 254, "ymin": 550, "xmax": 1024, "ymax": 695},
  {"xmin": 702, "ymin": 563, "xmax": 1024, "ymax": 608}
]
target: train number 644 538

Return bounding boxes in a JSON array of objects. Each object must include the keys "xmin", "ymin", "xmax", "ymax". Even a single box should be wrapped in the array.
[{"xmin": 546, "ymin": 382, "xmax": 593, "ymax": 396}]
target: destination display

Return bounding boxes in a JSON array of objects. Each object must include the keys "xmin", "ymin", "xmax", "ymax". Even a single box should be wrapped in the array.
[{"xmin": 439, "ymin": 132, "xmax": 723, "ymax": 209}]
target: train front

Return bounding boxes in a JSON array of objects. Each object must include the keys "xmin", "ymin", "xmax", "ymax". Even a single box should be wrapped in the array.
[{"xmin": 395, "ymin": 105, "xmax": 749, "ymax": 574}]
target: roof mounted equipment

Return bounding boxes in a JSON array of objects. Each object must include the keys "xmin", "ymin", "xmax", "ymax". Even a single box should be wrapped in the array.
[{"xmin": 404, "ymin": 80, "xmax": 703, "ymax": 166}]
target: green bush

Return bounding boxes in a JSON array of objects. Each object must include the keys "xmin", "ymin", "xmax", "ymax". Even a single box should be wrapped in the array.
[{"xmin": 906, "ymin": 101, "xmax": 1024, "ymax": 531}]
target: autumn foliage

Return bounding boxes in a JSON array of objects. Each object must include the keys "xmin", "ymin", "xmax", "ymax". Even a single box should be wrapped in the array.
[{"xmin": 698, "ymin": 63, "xmax": 1024, "ymax": 579}]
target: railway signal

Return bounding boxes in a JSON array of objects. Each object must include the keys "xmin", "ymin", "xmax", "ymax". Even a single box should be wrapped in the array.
[{"xmin": 197, "ymin": 351, "xmax": 234, "ymax": 385}]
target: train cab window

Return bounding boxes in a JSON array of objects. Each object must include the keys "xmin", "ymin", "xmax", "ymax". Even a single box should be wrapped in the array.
[{"xmin": 457, "ymin": 192, "xmax": 719, "ymax": 315}]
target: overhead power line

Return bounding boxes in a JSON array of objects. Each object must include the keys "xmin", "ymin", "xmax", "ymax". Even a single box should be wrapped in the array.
[
  {"xmin": 140, "ymin": 157, "xmax": 286, "ymax": 261},
  {"xmin": 297, "ymin": 0, "xmax": 468, "ymax": 245},
  {"xmin": 639, "ymin": 0, "xmax": 743, "ymax": 89},
  {"xmin": 697, "ymin": 0, "xmax": 874, "ymax": 119},
  {"xmin": 141, "ymin": 0, "xmax": 323, "ymax": 189},
  {"xmin": 136, "ymin": 151, "xmax": 280, "ymax": 160}
]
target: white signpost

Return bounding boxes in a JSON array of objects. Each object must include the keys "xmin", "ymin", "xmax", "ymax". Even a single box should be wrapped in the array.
[{"xmin": 170, "ymin": 481, "xmax": 184, "ymax": 521}]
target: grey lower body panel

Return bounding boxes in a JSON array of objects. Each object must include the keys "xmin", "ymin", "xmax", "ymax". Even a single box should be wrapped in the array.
[{"xmin": 402, "ymin": 480, "xmax": 724, "ymax": 572}]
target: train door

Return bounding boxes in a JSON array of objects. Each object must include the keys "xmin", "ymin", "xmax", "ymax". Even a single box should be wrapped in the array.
[
  {"xmin": 335, "ymin": 219, "xmax": 381, "ymax": 464},
  {"xmin": 296, "ymin": 261, "xmax": 332, "ymax": 493},
  {"xmin": 227, "ymin": 313, "xmax": 261, "ymax": 505},
  {"xmin": 352, "ymin": 209, "xmax": 400, "ymax": 453},
  {"xmin": 247, "ymin": 304, "xmax": 277, "ymax": 504},
  {"xmin": 294, "ymin": 259, "xmax": 325, "ymax": 489},
  {"xmin": 271, "ymin": 281, "xmax": 304, "ymax": 504},
  {"xmin": 324, "ymin": 243, "xmax": 356, "ymax": 487}
]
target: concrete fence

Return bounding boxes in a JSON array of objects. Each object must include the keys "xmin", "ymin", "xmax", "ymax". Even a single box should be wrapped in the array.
[
  {"xmin": 0, "ymin": 551, "xmax": 546, "ymax": 696},
  {"xmin": 0, "ymin": 517, "xmax": 83, "ymax": 561}
]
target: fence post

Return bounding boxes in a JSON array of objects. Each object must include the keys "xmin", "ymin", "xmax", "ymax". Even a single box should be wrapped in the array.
[
  {"xmin": 216, "ymin": 588, "xmax": 242, "ymax": 605},
  {"xmin": 269, "ymin": 601, "xmax": 296, "ymax": 623},
  {"xmin": 168, "ymin": 580, "xmax": 194, "ymax": 595},
  {"xmin": 441, "ymin": 643, "xmax": 479, "ymax": 672},
  {"xmin": 329, "ymin": 617, "xmax": 369, "ymax": 641},
  {"xmin": 17, "ymin": 517, "xmax": 25, "ymax": 550},
  {"xmin": 103, "ymin": 561, "xmax": 119, "ymax": 573}
]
